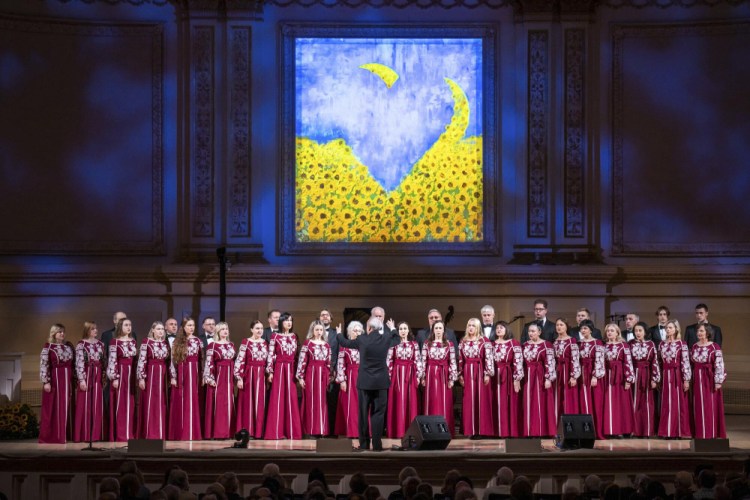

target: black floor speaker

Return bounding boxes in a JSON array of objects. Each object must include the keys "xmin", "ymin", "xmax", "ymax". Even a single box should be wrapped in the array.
[
  {"xmin": 401, "ymin": 415, "xmax": 451, "ymax": 450},
  {"xmin": 692, "ymin": 438, "xmax": 730, "ymax": 452},
  {"xmin": 557, "ymin": 414, "xmax": 595, "ymax": 449},
  {"xmin": 127, "ymin": 439, "xmax": 165, "ymax": 453}
]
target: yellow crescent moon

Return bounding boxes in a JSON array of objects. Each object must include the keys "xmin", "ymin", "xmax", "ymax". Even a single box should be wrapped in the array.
[
  {"xmin": 440, "ymin": 77, "xmax": 470, "ymax": 142},
  {"xmin": 359, "ymin": 63, "xmax": 399, "ymax": 89}
]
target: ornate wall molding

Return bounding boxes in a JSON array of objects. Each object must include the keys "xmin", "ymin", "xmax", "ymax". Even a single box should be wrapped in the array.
[
  {"xmin": 228, "ymin": 26, "xmax": 252, "ymax": 238},
  {"xmin": 191, "ymin": 25, "xmax": 215, "ymax": 238},
  {"xmin": 564, "ymin": 28, "xmax": 585, "ymax": 239},
  {"xmin": 527, "ymin": 30, "xmax": 549, "ymax": 238}
]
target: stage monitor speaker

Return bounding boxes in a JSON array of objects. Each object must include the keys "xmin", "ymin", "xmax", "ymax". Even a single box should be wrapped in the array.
[
  {"xmin": 557, "ymin": 414, "xmax": 595, "ymax": 449},
  {"xmin": 127, "ymin": 439, "xmax": 165, "ymax": 453},
  {"xmin": 504, "ymin": 438, "xmax": 542, "ymax": 453},
  {"xmin": 401, "ymin": 415, "xmax": 451, "ymax": 450},
  {"xmin": 692, "ymin": 438, "xmax": 730, "ymax": 452},
  {"xmin": 316, "ymin": 438, "xmax": 353, "ymax": 453}
]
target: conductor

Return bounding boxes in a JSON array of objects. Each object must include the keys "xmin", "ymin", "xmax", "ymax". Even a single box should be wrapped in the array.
[{"xmin": 336, "ymin": 316, "xmax": 398, "ymax": 451}]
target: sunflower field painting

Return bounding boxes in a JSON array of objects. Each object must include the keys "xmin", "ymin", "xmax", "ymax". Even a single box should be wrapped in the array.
[{"xmin": 294, "ymin": 37, "xmax": 484, "ymax": 244}]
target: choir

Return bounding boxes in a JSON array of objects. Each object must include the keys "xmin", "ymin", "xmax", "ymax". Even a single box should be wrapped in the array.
[{"xmin": 37, "ymin": 308, "xmax": 728, "ymax": 444}]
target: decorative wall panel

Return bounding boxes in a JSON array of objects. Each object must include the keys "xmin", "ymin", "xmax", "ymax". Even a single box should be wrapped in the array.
[
  {"xmin": 527, "ymin": 30, "xmax": 549, "ymax": 238},
  {"xmin": 191, "ymin": 25, "xmax": 215, "ymax": 238},
  {"xmin": 564, "ymin": 28, "xmax": 586, "ymax": 239},
  {"xmin": 228, "ymin": 26, "xmax": 252, "ymax": 238},
  {"xmin": 612, "ymin": 20, "xmax": 750, "ymax": 256},
  {"xmin": 0, "ymin": 15, "xmax": 164, "ymax": 255}
]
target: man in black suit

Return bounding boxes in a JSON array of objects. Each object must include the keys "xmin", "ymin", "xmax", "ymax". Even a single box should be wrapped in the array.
[
  {"xmin": 262, "ymin": 309, "xmax": 281, "ymax": 343},
  {"xmin": 622, "ymin": 313, "xmax": 639, "ymax": 342},
  {"xmin": 480, "ymin": 305, "xmax": 496, "ymax": 341},
  {"xmin": 416, "ymin": 309, "xmax": 458, "ymax": 358},
  {"xmin": 570, "ymin": 308, "xmax": 603, "ymax": 341},
  {"xmin": 370, "ymin": 306, "xmax": 397, "ymax": 335},
  {"xmin": 197, "ymin": 316, "xmax": 216, "ymax": 349},
  {"xmin": 647, "ymin": 305, "xmax": 670, "ymax": 347},
  {"xmin": 336, "ymin": 317, "xmax": 398, "ymax": 451},
  {"xmin": 684, "ymin": 303, "xmax": 723, "ymax": 349},
  {"xmin": 520, "ymin": 299, "xmax": 555, "ymax": 343}
]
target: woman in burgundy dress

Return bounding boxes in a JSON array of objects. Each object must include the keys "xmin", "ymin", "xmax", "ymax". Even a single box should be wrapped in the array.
[
  {"xmin": 490, "ymin": 321, "xmax": 523, "ymax": 438},
  {"xmin": 168, "ymin": 317, "xmax": 204, "ymax": 441},
  {"xmin": 107, "ymin": 318, "xmax": 138, "ymax": 442},
  {"xmin": 136, "ymin": 321, "xmax": 170, "ymax": 439},
  {"xmin": 552, "ymin": 318, "xmax": 580, "ymax": 425},
  {"xmin": 521, "ymin": 322, "xmax": 557, "ymax": 437},
  {"xmin": 204, "ymin": 322, "xmax": 236, "ymax": 439},
  {"xmin": 658, "ymin": 319, "xmax": 692, "ymax": 438},
  {"xmin": 386, "ymin": 321, "xmax": 422, "ymax": 438},
  {"xmin": 601, "ymin": 323, "xmax": 635, "ymax": 438},
  {"xmin": 74, "ymin": 321, "xmax": 105, "ymax": 442},
  {"xmin": 458, "ymin": 318, "xmax": 494, "ymax": 437},
  {"xmin": 264, "ymin": 312, "xmax": 302, "ymax": 440},
  {"xmin": 420, "ymin": 320, "xmax": 458, "ymax": 436},
  {"xmin": 234, "ymin": 320, "xmax": 268, "ymax": 438},
  {"xmin": 336, "ymin": 321, "xmax": 363, "ymax": 438},
  {"xmin": 577, "ymin": 320, "xmax": 605, "ymax": 440},
  {"xmin": 39, "ymin": 323, "xmax": 74, "ymax": 444},
  {"xmin": 690, "ymin": 323, "xmax": 727, "ymax": 439},
  {"xmin": 297, "ymin": 320, "xmax": 332, "ymax": 437},
  {"xmin": 629, "ymin": 321, "xmax": 660, "ymax": 437}
]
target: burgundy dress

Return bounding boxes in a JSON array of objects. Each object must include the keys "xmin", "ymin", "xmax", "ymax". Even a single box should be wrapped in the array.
[
  {"xmin": 553, "ymin": 337, "xmax": 581, "ymax": 424},
  {"xmin": 73, "ymin": 339, "xmax": 105, "ymax": 442},
  {"xmin": 601, "ymin": 341, "xmax": 635, "ymax": 436},
  {"xmin": 264, "ymin": 333, "xmax": 302, "ymax": 440},
  {"xmin": 168, "ymin": 336, "xmax": 204, "ymax": 440},
  {"xmin": 296, "ymin": 340, "xmax": 331, "ymax": 436},
  {"xmin": 458, "ymin": 338, "xmax": 495, "ymax": 437},
  {"xmin": 690, "ymin": 342, "xmax": 727, "ymax": 439},
  {"xmin": 521, "ymin": 341, "xmax": 557, "ymax": 437},
  {"xmin": 421, "ymin": 341, "xmax": 458, "ymax": 436},
  {"xmin": 234, "ymin": 338, "xmax": 268, "ymax": 438},
  {"xmin": 107, "ymin": 338, "xmax": 138, "ymax": 442},
  {"xmin": 204, "ymin": 342, "xmax": 236, "ymax": 439},
  {"xmin": 136, "ymin": 338, "xmax": 169, "ymax": 439},
  {"xmin": 658, "ymin": 340, "xmax": 692, "ymax": 438},
  {"xmin": 335, "ymin": 346, "xmax": 361, "ymax": 437},
  {"xmin": 629, "ymin": 339, "xmax": 660, "ymax": 437},
  {"xmin": 386, "ymin": 340, "xmax": 422, "ymax": 438},
  {"xmin": 578, "ymin": 339, "xmax": 605, "ymax": 440},
  {"xmin": 39, "ymin": 342, "xmax": 74, "ymax": 443},
  {"xmin": 491, "ymin": 339, "xmax": 523, "ymax": 437}
]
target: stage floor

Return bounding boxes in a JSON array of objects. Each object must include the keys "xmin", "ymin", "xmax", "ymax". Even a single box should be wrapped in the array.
[{"xmin": 0, "ymin": 415, "xmax": 748, "ymax": 499}]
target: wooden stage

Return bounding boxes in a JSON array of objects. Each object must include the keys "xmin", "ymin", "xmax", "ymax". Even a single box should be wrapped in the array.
[{"xmin": 1, "ymin": 416, "xmax": 749, "ymax": 499}]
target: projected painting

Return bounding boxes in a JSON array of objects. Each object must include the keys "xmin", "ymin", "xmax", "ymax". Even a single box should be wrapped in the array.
[{"xmin": 289, "ymin": 31, "xmax": 488, "ymax": 247}]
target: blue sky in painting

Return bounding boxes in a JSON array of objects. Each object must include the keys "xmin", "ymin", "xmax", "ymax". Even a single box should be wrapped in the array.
[{"xmin": 296, "ymin": 38, "xmax": 482, "ymax": 191}]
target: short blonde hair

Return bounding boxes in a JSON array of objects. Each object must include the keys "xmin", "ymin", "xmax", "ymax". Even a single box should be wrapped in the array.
[
  {"xmin": 148, "ymin": 321, "xmax": 164, "ymax": 340},
  {"xmin": 215, "ymin": 322, "xmax": 229, "ymax": 340},
  {"xmin": 463, "ymin": 318, "xmax": 481, "ymax": 340},
  {"xmin": 48, "ymin": 323, "xmax": 65, "ymax": 343}
]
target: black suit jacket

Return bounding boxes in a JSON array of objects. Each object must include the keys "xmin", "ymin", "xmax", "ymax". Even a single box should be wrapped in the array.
[
  {"xmin": 481, "ymin": 324, "xmax": 496, "ymax": 342},
  {"xmin": 415, "ymin": 327, "xmax": 459, "ymax": 358},
  {"xmin": 570, "ymin": 326, "xmax": 602, "ymax": 342},
  {"xmin": 684, "ymin": 322, "xmax": 723, "ymax": 349},
  {"xmin": 262, "ymin": 327, "xmax": 278, "ymax": 344},
  {"xmin": 337, "ymin": 330, "xmax": 398, "ymax": 390},
  {"xmin": 520, "ymin": 319, "xmax": 555, "ymax": 344},
  {"xmin": 647, "ymin": 324, "xmax": 666, "ymax": 347},
  {"xmin": 326, "ymin": 326, "xmax": 338, "ymax": 374}
]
